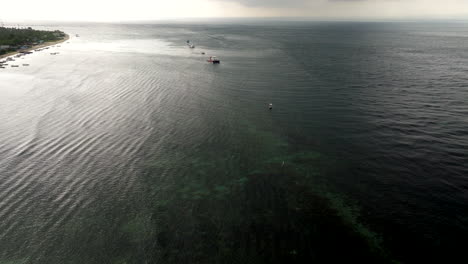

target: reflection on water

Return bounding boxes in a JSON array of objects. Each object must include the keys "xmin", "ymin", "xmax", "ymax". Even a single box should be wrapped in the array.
[{"xmin": 0, "ymin": 21, "xmax": 468, "ymax": 263}]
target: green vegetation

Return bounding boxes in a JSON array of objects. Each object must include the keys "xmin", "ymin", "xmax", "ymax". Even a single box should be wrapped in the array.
[{"xmin": 0, "ymin": 27, "xmax": 65, "ymax": 55}]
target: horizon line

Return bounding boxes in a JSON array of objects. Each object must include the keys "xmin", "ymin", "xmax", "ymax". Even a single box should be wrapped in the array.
[{"xmin": 2, "ymin": 16, "xmax": 468, "ymax": 25}]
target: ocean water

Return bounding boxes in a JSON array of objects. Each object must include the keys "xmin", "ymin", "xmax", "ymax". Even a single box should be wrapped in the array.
[{"xmin": 0, "ymin": 21, "xmax": 468, "ymax": 263}]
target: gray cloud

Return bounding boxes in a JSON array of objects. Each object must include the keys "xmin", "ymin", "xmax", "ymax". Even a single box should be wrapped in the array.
[
  {"xmin": 219, "ymin": 0, "xmax": 310, "ymax": 8},
  {"xmin": 219, "ymin": 0, "xmax": 365, "ymax": 8}
]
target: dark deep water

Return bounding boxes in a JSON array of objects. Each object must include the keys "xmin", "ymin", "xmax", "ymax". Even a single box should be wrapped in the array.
[{"xmin": 1, "ymin": 21, "xmax": 468, "ymax": 263}]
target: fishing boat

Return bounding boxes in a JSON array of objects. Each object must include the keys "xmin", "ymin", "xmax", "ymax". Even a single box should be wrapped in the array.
[
  {"xmin": 207, "ymin": 56, "xmax": 220, "ymax": 64},
  {"xmin": 186, "ymin": 40, "xmax": 195, "ymax": 48}
]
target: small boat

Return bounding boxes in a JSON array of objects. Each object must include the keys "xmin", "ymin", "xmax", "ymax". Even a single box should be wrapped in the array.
[
  {"xmin": 11, "ymin": 65, "xmax": 19, "ymax": 67},
  {"xmin": 207, "ymin": 56, "xmax": 220, "ymax": 64},
  {"xmin": 201, "ymin": 52, "xmax": 206, "ymax": 55},
  {"xmin": 269, "ymin": 103, "xmax": 273, "ymax": 110},
  {"xmin": 186, "ymin": 40, "xmax": 195, "ymax": 48},
  {"xmin": 23, "ymin": 64, "xmax": 30, "ymax": 66}
]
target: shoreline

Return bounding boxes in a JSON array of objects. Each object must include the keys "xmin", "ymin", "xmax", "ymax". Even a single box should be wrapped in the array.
[{"xmin": 0, "ymin": 33, "xmax": 70, "ymax": 60}]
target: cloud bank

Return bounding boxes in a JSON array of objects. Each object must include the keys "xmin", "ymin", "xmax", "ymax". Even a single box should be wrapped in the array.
[
  {"xmin": 2, "ymin": 0, "xmax": 468, "ymax": 21},
  {"xmin": 218, "ymin": 0, "xmax": 310, "ymax": 8}
]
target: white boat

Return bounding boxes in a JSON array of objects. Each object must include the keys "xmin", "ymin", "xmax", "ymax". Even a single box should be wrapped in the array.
[{"xmin": 207, "ymin": 56, "xmax": 220, "ymax": 64}]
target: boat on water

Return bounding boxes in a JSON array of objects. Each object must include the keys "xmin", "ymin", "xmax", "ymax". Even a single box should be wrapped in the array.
[
  {"xmin": 207, "ymin": 56, "xmax": 220, "ymax": 64},
  {"xmin": 201, "ymin": 52, "xmax": 206, "ymax": 55},
  {"xmin": 23, "ymin": 64, "xmax": 30, "ymax": 66},
  {"xmin": 269, "ymin": 103, "xmax": 273, "ymax": 110},
  {"xmin": 11, "ymin": 65, "xmax": 19, "ymax": 67},
  {"xmin": 186, "ymin": 40, "xmax": 195, "ymax": 48}
]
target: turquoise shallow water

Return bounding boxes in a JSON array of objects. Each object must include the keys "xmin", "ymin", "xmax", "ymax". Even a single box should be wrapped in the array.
[{"xmin": 0, "ymin": 21, "xmax": 468, "ymax": 263}]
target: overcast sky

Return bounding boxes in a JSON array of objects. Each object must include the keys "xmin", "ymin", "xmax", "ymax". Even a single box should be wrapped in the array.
[{"xmin": 2, "ymin": 0, "xmax": 468, "ymax": 22}]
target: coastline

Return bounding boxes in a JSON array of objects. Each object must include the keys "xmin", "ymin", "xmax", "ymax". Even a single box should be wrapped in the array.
[{"xmin": 0, "ymin": 33, "xmax": 70, "ymax": 60}]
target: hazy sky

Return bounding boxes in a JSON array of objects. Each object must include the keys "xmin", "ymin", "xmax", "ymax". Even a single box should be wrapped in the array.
[{"xmin": 2, "ymin": 0, "xmax": 468, "ymax": 21}]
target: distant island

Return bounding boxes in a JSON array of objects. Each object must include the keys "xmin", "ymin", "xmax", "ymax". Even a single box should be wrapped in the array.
[{"xmin": 0, "ymin": 27, "xmax": 68, "ymax": 58}]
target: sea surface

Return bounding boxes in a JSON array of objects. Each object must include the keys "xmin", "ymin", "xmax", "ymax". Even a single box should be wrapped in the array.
[{"xmin": 1, "ymin": 21, "xmax": 468, "ymax": 263}]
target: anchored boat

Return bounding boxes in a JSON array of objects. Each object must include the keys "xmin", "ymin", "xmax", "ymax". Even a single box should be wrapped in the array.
[{"xmin": 207, "ymin": 56, "xmax": 220, "ymax": 64}]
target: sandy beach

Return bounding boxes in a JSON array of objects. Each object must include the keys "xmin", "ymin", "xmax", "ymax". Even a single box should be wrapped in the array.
[{"xmin": 0, "ymin": 33, "xmax": 70, "ymax": 60}]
